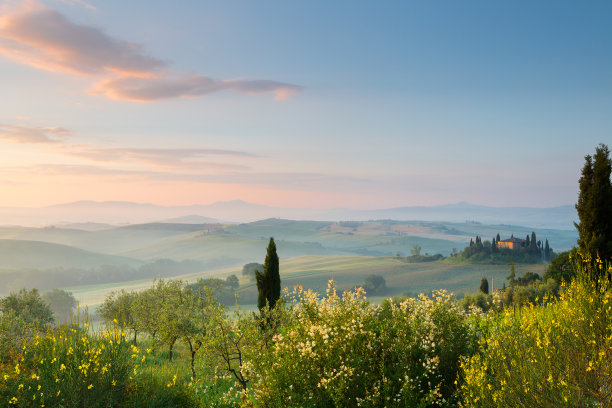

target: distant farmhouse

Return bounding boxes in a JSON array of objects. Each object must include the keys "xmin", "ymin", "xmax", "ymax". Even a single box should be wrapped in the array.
[{"xmin": 497, "ymin": 237, "xmax": 526, "ymax": 250}]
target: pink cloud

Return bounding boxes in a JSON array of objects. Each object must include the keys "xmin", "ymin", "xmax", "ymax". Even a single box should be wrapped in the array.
[
  {"xmin": 0, "ymin": 2, "xmax": 164, "ymax": 76},
  {"xmin": 0, "ymin": 123, "xmax": 70, "ymax": 144},
  {"xmin": 0, "ymin": 2, "xmax": 302, "ymax": 102},
  {"xmin": 89, "ymin": 75, "xmax": 302, "ymax": 102}
]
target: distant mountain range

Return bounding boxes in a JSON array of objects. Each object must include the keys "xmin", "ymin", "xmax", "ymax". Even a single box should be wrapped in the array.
[{"xmin": 0, "ymin": 200, "xmax": 577, "ymax": 230}]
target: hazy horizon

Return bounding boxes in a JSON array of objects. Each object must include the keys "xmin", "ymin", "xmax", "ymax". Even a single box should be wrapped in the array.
[
  {"xmin": 0, "ymin": 199, "xmax": 578, "ymax": 230},
  {"xmin": 0, "ymin": 198, "xmax": 577, "ymax": 210}
]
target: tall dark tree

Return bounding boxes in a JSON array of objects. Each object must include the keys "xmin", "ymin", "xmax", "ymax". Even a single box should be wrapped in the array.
[
  {"xmin": 574, "ymin": 144, "xmax": 612, "ymax": 274},
  {"xmin": 575, "ymin": 144, "xmax": 612, "ymax": 265},
  {"xmin": 255, "ymin": 237, "xmax": 281, "ymax": 310},
  {"xmin": 544, "ymin": 239, "xmax": 551, "ymax": 261},
  {"xmin": 496, "ymin": 233, "xmax": 501, "ymax": 242},
  {"xmin": 507, "ymin": 260, "xmax": 516, "ymax": 287},
  {"xmin": 530, "ymin": 232, "xmax": 537, "ymax": 253},
  {"xmin": 479, "ymin": 277, "xmax": 489, "ymax": 294}
]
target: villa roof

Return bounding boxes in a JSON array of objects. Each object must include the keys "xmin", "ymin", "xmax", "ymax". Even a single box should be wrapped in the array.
[{"xmin": 498, "ymin": 237, "xmax": 525, "ymax": 243}]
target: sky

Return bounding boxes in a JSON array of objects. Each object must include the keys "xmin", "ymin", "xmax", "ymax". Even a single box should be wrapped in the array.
[{"xmin": 0, "ymin": 0, "xmax": 610, "ymax": 210}]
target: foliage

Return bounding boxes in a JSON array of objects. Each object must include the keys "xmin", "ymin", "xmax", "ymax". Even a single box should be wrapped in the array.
[
  {"xmin": 123, "ymin": 375, "xmax": 200, "ymax": 408},
  {"xmin": 363, "ymin": 274, "xmax": 386, "ymax": 295},
  {"xmin": 42, "ymin": 289, "xmax": 77, "ymax": 324},
  {"xmin": 515, "ymin": 271, "xmax": 541, "ymax": 286},
  {"xmin": 479, "ymin": 278, "xmax": 488, "ymax": 294},
  {"xmin": 99, "ymin": 289, "xmax": 138, "ymax": 343},
  {"xmin": 406, "ymin": 253, "xmax": 444, "ymax": 263},
  {"xmin": 131, "ymin": 286, "xmax": 161, "ymax": 342},
  {"xmin": 0, "ymin": 316, "xmax": 136, "ymax": 407},
  {"xmin": 179, "ymin": 281, "xmax": 222, "ymax": 378},
  {"xmin": 203, "ymin": 305, "xmax": 261, "ymax": 393},
  {"xmin": 191, "ymin": 276, "xmax": 240, "ymax": 305},
  {"xmin": 451, "ymin": 233, "xmax": 554, "ymax": 264},
  {"xmin": 225, "ymin": 275, "xmax": 239, "ymax": 291},
  {"xmin": 242, "ymin": 263, "xmax": 263, "ymax": 281},
  {"xmin": 248, "ymin": 281, "xmax": 480, "ymax": 407},
  {"xmin": 150, "ymin": 280, "xmax": 186, "ymax": 362},
  {"xmin": 255, "ymin": 237, "xmax": 281, "ymax": 310},
  {"xmin": 507, "ymin": 260, "xmax": 516, "ymax": 287},
  {"xmin": 0, "ymin": 289, "xmax": 54, "ymax": 326},
  {"xmin": 0, "ymin": 259, "xmax": 205, "ymax": 295},
  {"xmin": 575, "ymin": 143, "xmax": 612, "ymax": 267},
  {"xmin": 543, "ymin": 250, "xmax": 576, "ymax": 284},
  {"xmin": 500, "ymin": 279, "xmax": 559, "ymax": 307},
  {"xmin": 0, "ymin": 315, "xmax": 39, "ymax": 365},
  {"xmin": 460, "ymin": 261, "xmax": 612, "ymax": 407},
  {"xmin": 460, "ymin": 292, "xmax": 495, "ymax": 313}
]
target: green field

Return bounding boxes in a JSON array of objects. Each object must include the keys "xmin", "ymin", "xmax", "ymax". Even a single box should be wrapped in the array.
[{"xmin": 67, "ymin": 255, "xmax": 546, "ymax": 308}]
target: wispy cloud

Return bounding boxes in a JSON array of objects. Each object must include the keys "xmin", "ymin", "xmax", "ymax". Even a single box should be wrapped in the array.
[
  {"xmin": 89, "ymin": 75, "xmax": 302, "ymax": 102},
  {"xmin": 54, "ymin": 0, "xmax": 97, "ymax": 11},
  {"xmin": 68, "ymin": 146, "xmax": 257, "ymax": 169},
  {"xmin": 0, "ymin": 123, "xmax": 70, "ymax": 144},
  {"xmin": 0, "ymin": 2, "xmax": 302, "ymax": 101},
  {"xmin": 11, "ymin": 163, "xmax": 370, "ymax": 191},
  {"xmin": 0, "ymin": 117, "xmax": 258, "ymax": 170}
]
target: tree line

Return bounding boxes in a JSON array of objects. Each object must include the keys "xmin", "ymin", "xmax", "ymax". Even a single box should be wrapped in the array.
[
  {"xmin": 451, "ymin": 231, "xmax": 554, "ymax": 264},
  {"xmin": 0, "ymin": 259, "xmax": 205, "ymax": 295}
]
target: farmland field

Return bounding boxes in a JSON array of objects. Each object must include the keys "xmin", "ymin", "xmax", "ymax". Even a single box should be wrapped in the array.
[{"xmin": 67, "ymin": 255, "xmax": 546, "ymax": 308}]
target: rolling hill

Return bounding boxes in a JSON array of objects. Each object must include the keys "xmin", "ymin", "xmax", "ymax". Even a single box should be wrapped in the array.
[{"xmin": 0, "ymin": 239, "xmax": 142, "ymax": 270}]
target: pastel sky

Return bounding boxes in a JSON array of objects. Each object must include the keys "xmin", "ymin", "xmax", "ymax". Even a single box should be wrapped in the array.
[{"xmin": 0, "ymin": 0, "xmax": 610, "ymax": 209}]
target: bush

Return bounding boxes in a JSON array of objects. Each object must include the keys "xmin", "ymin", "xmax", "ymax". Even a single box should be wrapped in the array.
[
  {"xmin": 0, "ymin": 316, "xmax": 139, "ymax": 407},
  {"xmin": 460, "ymin": 292, "xmax": 495, "ymax": 313},
  {"xmin": 363, "ymin": 274, "xmax": 386, "ymax": 296},
  {"xmin": 460, "ymin": 263, "xmax": 612, "ymax": 407},
  {"xmin": 248, "ymin": 280, "xmax": 480, "ymax": 407}
]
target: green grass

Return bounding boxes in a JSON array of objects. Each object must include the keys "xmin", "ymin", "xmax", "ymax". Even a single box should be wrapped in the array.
[{"xmin": 65, "ymin": 255, "xmax": 547, "ymax": 308}]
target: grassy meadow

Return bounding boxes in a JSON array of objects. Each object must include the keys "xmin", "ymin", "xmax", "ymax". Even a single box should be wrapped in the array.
[{"xmin": 65, "ymin": 255, "xmax": 547, "ymax": 309}]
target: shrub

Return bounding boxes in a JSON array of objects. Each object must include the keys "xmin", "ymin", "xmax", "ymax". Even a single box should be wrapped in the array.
[
  {"xmin": 248, "ymin": 280, "xmax": 480, "ymax": 407},
  {"xmin": 460, "ymin": 292, "xmax": 495, "ymax": 313},
  {"xmin": 460, "ymin": 262, "xmax": 612, "ymax": 407},
  {"xmin": 0, "ymin": 316, "xmax": 138, "ymax": 407}
]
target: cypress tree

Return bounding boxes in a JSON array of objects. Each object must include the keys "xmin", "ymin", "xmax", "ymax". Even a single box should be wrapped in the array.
[
  {"xmin": 530, "ymin": 232, "xmax": 537, "ymax": 253},
  {"xmin": 255, "ymin": 237, "xmax": 281, "ymax": 310},
  {"xmin": 507, "ymin": 260, "xmax": 516, "ymax": 287},
  {"xmin": 575, "ymin": 144, "xmax": 612, "ymax": 265},
  {"xmin": 479, "ymin": 277, "xmax": 489, "ymax": 294},
  {"xmin": 496, "ymin": 233, "xmax": 501, "ymax": 242}
]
